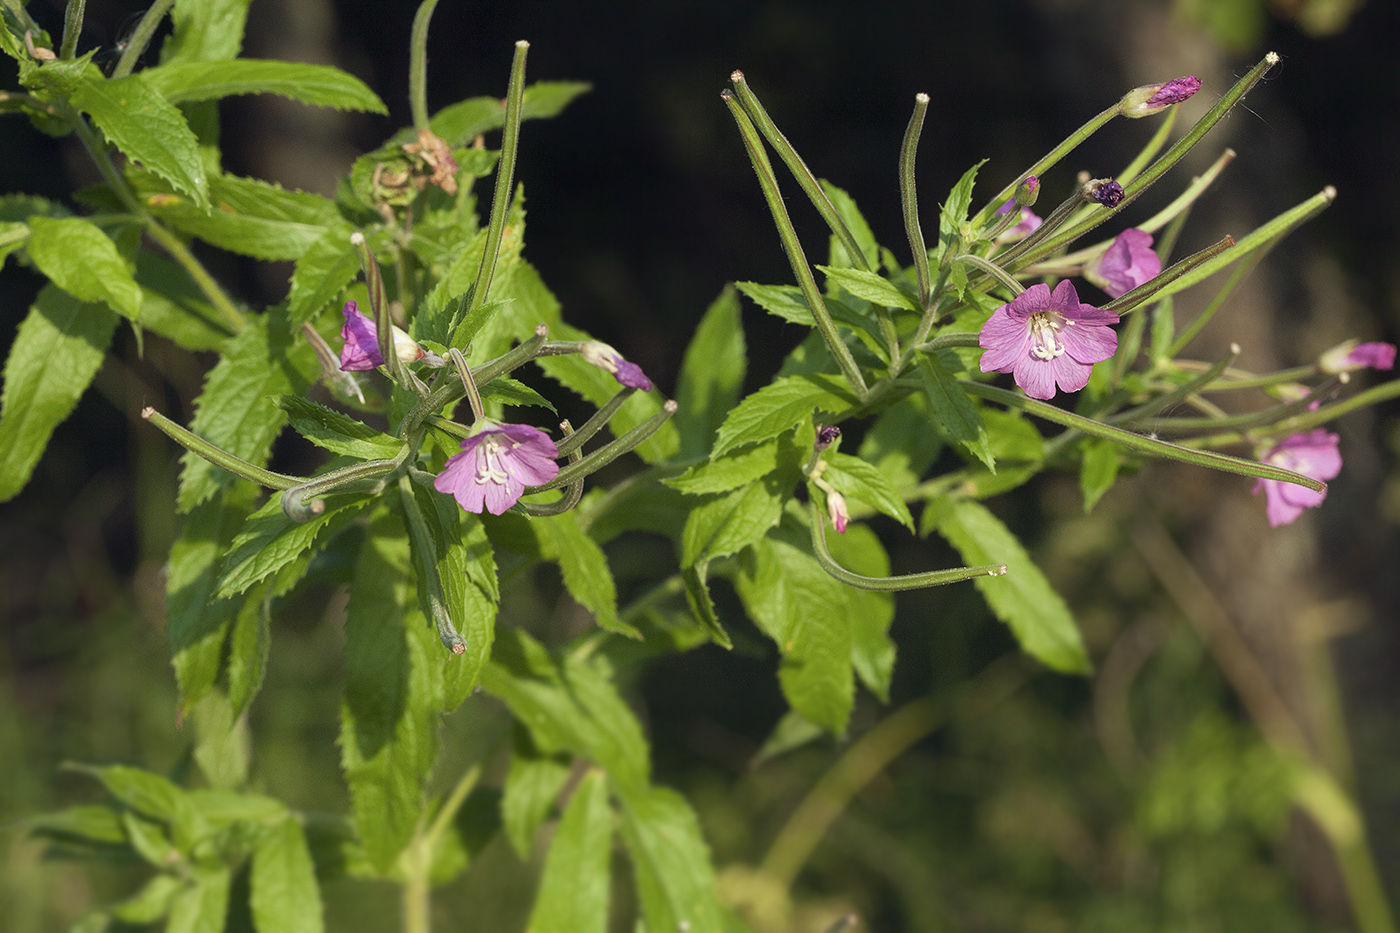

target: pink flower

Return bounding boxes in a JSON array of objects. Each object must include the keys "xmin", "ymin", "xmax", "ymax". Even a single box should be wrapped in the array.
[
  {"xmin": 1083, "ymin": 229, "xmax": 1161, "ymax": 298},
  {"xmin": 1252, "ymin": 430, "xmax": 1341, "ymax": 527},
  {"xmin": 978, "ymin": 280, "xmax": 1120, "ymax": 400},
  {"xmin": 1121, "ymin": 76, "xmax": 1202, "ymax": 118},
  {"xmin": 433, "ymin": 421, "xmax": 561, "ymax": 515},
  {"xmin": 1319, "ymin": 340, "xmax": 1397, "ymax": 374},
  {"xmin": 580, "ymin": 340, "xmax": 653, "ymax": 390},
  {"xmin": 338, "ymin": 301, "xmax": 424, "ymax": 372},
  {"xmin": 825, "ymin": 487, "xmax": 850, "ymax": 534},
  {"xmin": 994, "ymin": 200, "xmax": 1043, "ymax": 242}
]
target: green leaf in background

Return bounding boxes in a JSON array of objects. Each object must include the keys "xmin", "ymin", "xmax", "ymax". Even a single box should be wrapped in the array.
[
  {"xmin": 71, "ymin": 73, "xmax": 209, "ymax": 208},
  {"xmin": 736, "ymin": 533, "xmax": 855, "ymax": 733},
  {"xmin": 939, "ymin": 159, "xmax": 985, "ymax": 246},
  {"xmin": 25, "ymin": 216, "xmax": 142, "ymax": 322},
  {"xmin": 858, "ymin": 391, "xmax": 944, "ymax": 494},
  {"xmin": 819, "ymin": 180, "xmax": 879, "ymax": 269},
  {"xmin": 825, "ymin": 524, "xmax": 896, "ymax": 702},
  {"xmin": 165, "ymin": 867, "xmax": 231, "ymax": 933},
  {"xmin": 711, "ymin": 373, "xmax": 857, "ymax": 460},
  {"xmin": 285, "ymin": 223, "xmax": 362, "ymax": 326},
  {"xmin": 1080, "ymin": 437, "xmax": 1120, "ymax": 513},
  {"xmin": 0, "ymin": 220, "xmax": 29, "ymax": 271},
  {"xmin": 162, "ymin": 0, "xmax": 255, "ymax": 64},
  {"xmin": 166, "ymin": 483, "xmax": 257, "ymax": 710},
  {"xmin": 502, "ymin": 739, "xmax": 572, "ymax": 858},
  {"xmin": 665, "ymin": 438, "xmax": 780, "ymax": 495},
  {"xmin": 275, "ymin": 395, "xmax": 404, "ymax": 460},
  {"xmin": 251, "ymin": 819, "xmax": 325, "ymax": 933},
  {"xmin": 426, "ymin": 81, "xmax": 592, "ymax": 146},
  {"xmin": 226, "ymin": 593, "xmax": 270, "ymax": 718},
  {"xmin": 681, "ymin": 562, "xmax": 732, "ymax": 649},
  {"xmin": 528, "ymin": 769, "xmax": 612, "ymax": 933},
  {"xmin": 918, "ymin": 355, "xmax": 995, "ymax": 471},
  {"xmin": 674, "ymin": 286, "xmax": 747, "ymax": 459},
  {"xmin": 680, "ymin": 480, "xmax": 786, "ymax": 569},
  {"xmin": 925, "ymin": 497, "xmax": 1090, "ymax": 674},
  {"xmin": 177, "ymin": 309, "xmax": 317, "ymax": 511},
  {"xmin": 135, "ymin": 171, "xmax": 338, "ymax": 261},
  {"xmin": 216, "ymin": 491, "xmax": 370, "ymax": 599},
  {"xmin": 110, "ymin": 874, "xmax": 183, "ymax": 925},
  {"xmin": 617, "ymin": 786, "xmax": 725, "ymax": 933},
  {"xmin": 0, "ymin": 286, "xmax": 118, "ymax": 503},
  {"xmin": 144, "ymin": 60, "xmax": 387, "ymax": 113},
  {"xmin": 340, "ymin": 510, "xmax": 443, "ymax": 874},
  {"xmin": 821, "ymin": 451, "xmax": 916, "ymax": 531},
  {"xmin": 134, "ymin": 252, "xmax": 236, "ymax": 351},
  {"xmin": 480, "ymin": 375, "xmax": 558, "ymax": 413},
  {"xmin": 735, "ymin": 281, "xmax": 881, "ymax": 338},
  {"xmin": 481, "ymin": 629, "xmax": 650, "ymax": 796},
  {"xmin": 818, "ymin": 265, "xmax": 919, "ymax": 312},
  {"xmin": 535, "ymin": 511, "xmax": 637, "ymax": 638},
  {"xmin": 66, "ymin": 764, "xmax": 206, "ymax": 852}
]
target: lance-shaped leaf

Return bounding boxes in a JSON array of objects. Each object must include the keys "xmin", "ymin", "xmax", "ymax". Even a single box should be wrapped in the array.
[
  {"xmin": 675, "ymin": 286, "xmax": 747, "ymax": 459},
  {"xmin": 275, "ymin": 395, "xmax": 403, "ymax": 460},
  {"xmin": 251, "ymin": 819, "xmax": 325, "ymax": 933},
  {"xmin": 617, "ymin": 786, "xmax": 725, "ymax": 933},
  {"xmin": 25, "ymin": 216, "xmax": 142, "ymax": 321},
  {"xmin": 0, "ymin": 287, "xmax": 118, "ymax": 503},
  {"xmin": 286, "ymin": 223, "xmax": 363, "ymax": 326},
  {"xmin": 818, "ymin": 265, "xmax": 919, "ymax": 312},
  {"xmin": 528, "ymin": 770, "xmax": 612, "ymax": 933},
  {"xmin": 339, "ymin": 509, "xmax": 443, "ymax": 874},
  {"xmin": 820, "ymin": 451, "xmax": 915, "ymax": 531},
  {"xmin": 144, "ymin": 59, "xmax": 386, "ymax": 113},
  {"xmin": 711, "ymin": 373, "xmax": 858, "ymax": 460},
  {"xmin": 71, "ymin": 73, "xmax": 209, "ymax": 208},
  {"xmin": 535, "ymin": 511, "xmax": 636, "ymax": 638},
  {"xmin": 666, "ymin": 439, "xmax": 781, "ymax": 496},
  {"xmin": 166, "ymin": 868, "xmax": 231, "ymax": 933},
  {"xmin": 680, "ymin": 480, "xmax": 786, "ymax": 569},
  {"xmin": 163, "ymin": 0, "xmax": 255, "ymax": 64},
  {"xmin": 217, "ymin": 492, "xmax": 370, "ymax": 599},
  {"xmin": 919, "ymin": 355, "xmax": 995, "ymax": 471},
  {"xmin": 502, "ymin": 738, "xmax": 572, "ymax": 858},
  {"xmin": 925, "ymin": 497, "xmax": 1090, "ymax": 674}
]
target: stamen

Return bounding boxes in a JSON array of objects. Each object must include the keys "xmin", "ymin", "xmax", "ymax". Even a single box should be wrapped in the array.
[
  {"xmin": 1028, "ymin": 311, "xmax": 1065, "ymax": 361},
  {"xmin": 474, "ymin": 436, "xmax": 510, "ymax": 486}
]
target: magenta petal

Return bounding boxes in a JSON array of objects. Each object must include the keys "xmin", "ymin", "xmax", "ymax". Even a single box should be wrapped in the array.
[
  {"xmin": 979, "ymin": 307, "xmax": 1032, "ymax": 373},
  {"xmin": 1062, "ymin": 322, "xmax": 1118, "ymax": 364},
  {"xmin": 1012, "ymin": 356, "xmax": 1058, "ymax": 399},
  {"xmin": 340, "ymin": 301, "xmax": 384, "ymax": 371}
]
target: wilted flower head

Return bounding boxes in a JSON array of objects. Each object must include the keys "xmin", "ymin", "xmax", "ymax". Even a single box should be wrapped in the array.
[
  {"xmin": 402, "ymin": 128, "xmax": 460, "ymax": 195},
  {"xmin": 1083, "ymin": 229, "xmax": 1161, "ymax": 298},
  {"xmin": 1319, "ymin": 340, "xmax": 1397, "ymax": 374},
  {"xmin": 1088, "ymin": 179, "xmax": 1125, "ymax": 208},
  {"xmin": 433, "ymin": 421, "xmax": 561, "ymax": 515},
  {"xmin": 1252, "ymin": 430, "xmax": 1341, "ymax": 527},
  {"xmin": 339, "ymin": 301, "xmax": 424, "ymax": 372},
  {"xmin": 580, "ymin": 340, "xmax": 653, "ymax": 391},
  {"xmin": 1120, "ymin": 75, "xmax": 1203, "ymax": 118},
  {"xmin": 815, "ymin": 425, "xmax": 841, "ymax": 451},
  {"xmin": 978, "ymin": 280, "xmax": 1120, "ymax": 400}
]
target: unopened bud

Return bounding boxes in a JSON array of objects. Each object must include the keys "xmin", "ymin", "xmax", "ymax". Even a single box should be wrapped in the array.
[
  {"xmin": 1086, "ymin": 179, "xmax": 1124, "ymax": 208},
  {"xmin": 1319, "ymin": 339, "xmax": 1397, "ymax": 374},
  {"xmin": 1014, "ymin": 175, "xmax": 1040, "ymax": 208},
  {"xmin": 1120, "ymin": 75, "xmax": 1202, "ymax": 118},
  {"xmin": 815, "ymin": 425, "xmax": 841, "ymax": 451}
]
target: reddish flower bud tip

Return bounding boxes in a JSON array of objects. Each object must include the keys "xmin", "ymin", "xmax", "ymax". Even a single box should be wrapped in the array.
[
  {"xmin": 1320, "ymin": 339, "xmax": 1396, "ymax": 374},
  {"xmin": 580, "ymin": 340, "xmax": 653, "ymax": 391},
  {"xmin": 1147, "ymin": 75, "xmax": 1202, "ymax": 107}
]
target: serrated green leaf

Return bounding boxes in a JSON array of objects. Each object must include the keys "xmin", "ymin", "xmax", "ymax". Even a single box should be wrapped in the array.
[
  {"xmin": 251, "ymin": 819, "xmax": 324, "ymax": 933},
  {"xmin": 427, "ymin": 81, "xmax": 592, "ymax": 146},
  {"xmin": 226, "ymin": 594, "xmax": 270, "ymax": 718},
  {"xmin": 177, "ymin": 309, "xmax": 317, "ymax": 511},
  {"xmin": 480, "ymin": 375, "xmax": 557, "ymax": 413},
  {"xmin": 134, "ymin": 171, "xmax": 337, "ymax": 261},
  {"xmin": 680, "ymin": 481, "xmax": 785, "ymax": 569},
  {"xmin": 72, "ymin": 73, "xmax": 208, "ymax": 207},
  {"xmin": 939, "ymin": 160, "xmax": 985, "ymax": 246},
  {"xmin": 216, "ymin": 492, "xmax": 370, "ymax": 599},
  {"xmin": 530, "ymin": 769, "xmax": 612, "ymax": 933},
  {"xmin": 25, "ymin": 216, "xmax": 141, "ymax": 321},
  {"xmin": 275, "ymin": 395, "xmax": 403, "ymax": 460},
  {"xmin": 735, "ymin": 533, "xmax": 855, "ymax": 733},
  {"xmin": 480, "ymin": 629, "xmax": 650, "ymax": 795},
  {"xmin": 818, "ymin": 265, "xmax": 919, "ymax": 312},
  {"xmin": 145, "ymin": 59, "xmax": 386, "ymax": 113},
  {"xmin": 711, "ymin": 373, "xmax": 857, "ymax": 460},
  {"xmin": 1080, "ymin": 437, "xmax": 1119, "ymax": 513},
  {"xmin": 166, "ymin": 868, "xmax": 230, "ymax": 933},
  {"xmin": 166, "ymin": 483, "xmax": 256, "ymax": 710},
  {"xmin": 918, "ymin": 355, "xmax": 995, "ymax": 471},
  {"xmin": 665, "ymin": 438, "xmax": 780, "ymax": 495},
  {"xmin": 24, "ymin": 804, "xmax": 127, "ymax": 846},
  {"xmin": 926, "ymin": 497, "xmax": 1090, "ymax": 674},
  {"xmin": 0, "ymin": 286, "xmax": 117, "ymax": 503},
  {"xmin": 535, "ymin": 511, "xmax": 635, "ymax": 638},
  {"xmin": 734, "ymin": 281, "xmax": 880, "ymax": 337},
  {"xmin": 340, "ymin": 509, "xmax": 443, "ymax": 874},
  {"xmin": 821, "ymin": 451, "xmax": 915, "ymax": 531},
  {"xmin": 675, "ymin": 286, "xmax": 747, "ymax": 459},
  {"xmin": 616, "ymin": 786, "xmax": 725, "ymax": 933},
  {"xmin": 502, "ymin": 740, "xmax": 571, "ymax": 858},
  {"xmin": 681, "ymin": 562, "xmax": 732, "ymax": 649},
  {"xmin": 163, "ymin": 0, "xmax": 254, "ymax": 64},
  {"xmin": 857, "ymin": 392, "xmax": 943, "ymax": 494},
  {"xmin": 285, "ymin": 223, "xmax": 362, "ymax": 326}
]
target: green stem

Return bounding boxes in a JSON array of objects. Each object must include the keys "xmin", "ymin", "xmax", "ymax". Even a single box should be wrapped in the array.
[
  {"xmin": 60, "ymin": 0, "xmax": 86, "ymax": 59},
  {"xmin": 728, "ymin": 71, "xmax": 871, "ymax": 272},
  {"xmin": 142, "ymin": 407, "xmax": 305, "ymax": 490},
  {"xmin": 955, "ymin": 254, "xmax": 1023, "ymax": 297},
  {"xmin": 408, "ymin": 0, "xmax": 442, "ymax": 131},
  {"xmin": 469, "ymin": 41, "xmax": 529, "ymax": 317},
  {"xmin": 1099, "ymin": 235, "xmax": 1236, "ymax": 318},
  {"xmin": 808, "ymin": 499, "xmax": 1004, "ymax": 591},
  {"xmin": 532, "ymin": 401, "xmax": 678, "ymax": 493},
  {"xmin": 899, "ymin": 93, "xmax": 932, "ymax": 306},
  {"xmin": 144, "ymin": 222, "xmax": 247, "ymax": 332},
  {"xmin": 919, "ymin": 331, "xmax": 981, "ymax": 353},
  {"xmin": 111, "ymin": 0, "xmax": 174, "ymax": 79},
  {"xmin": 722, "ymin": 90, "xmax": 868, "ymax": 400}
]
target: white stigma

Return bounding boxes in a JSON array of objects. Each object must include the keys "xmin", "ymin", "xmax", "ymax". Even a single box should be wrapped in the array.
[
  {"xmin": 474, "ymin": 435, "xmax": 511, "ymax": 486},
  {"xmin": 1028, "ymin": 311, "xmax": 1066, "ymax": 361}
]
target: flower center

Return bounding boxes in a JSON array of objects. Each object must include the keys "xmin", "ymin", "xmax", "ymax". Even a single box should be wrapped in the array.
[
  {"xmin": 1028, "ymin": 311, "xmax": 1066, "ymax": 361},
  {"xmin": 474, "ymin": 434, "xmax": 514, "ymax": 487}
]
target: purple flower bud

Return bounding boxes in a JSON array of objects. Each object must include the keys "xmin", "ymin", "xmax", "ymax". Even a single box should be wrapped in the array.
[
  {"xmin": 338, "ymin": 300, "xmax": 424, "ymax": 372},
  {"xmin": 1120, "ymin": 75, "xmax": 1202, "ymax": 118},
  {"xmin": 433, "ymin": 421, "xmax": 561, "ymax": 515},
  {"xmin": 815, "ymin": 425, "xmax": 841, "ymax": 451},
  {"xmin": 1014, "ymin": 175, "xmax": 1040, "ymax": 207},
  {"xmin": 978, "ymin": 280, "xmax": 1120, "ymax": 400},
  {"xmin": 824, "ymin": 487, "xmax": 850, "ymax": 534},
  {"xmin": 1252, "ymin": 430, "xmax": 1341, "ymax": 527},
  {"xmin": 580, "ymin": 340, "xmax": 653, "ymax": 391},
  {"xmin": 1088, "ymin": 180, "xmax": 1124, "ymax": 208},
  {"xmin": 1319, "ymin": 340, "xmax": 1397, "ymax": 374},
  {"xmin": 1082, "ymin": 229, "xmax": 1161, "ymax": 298}
]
